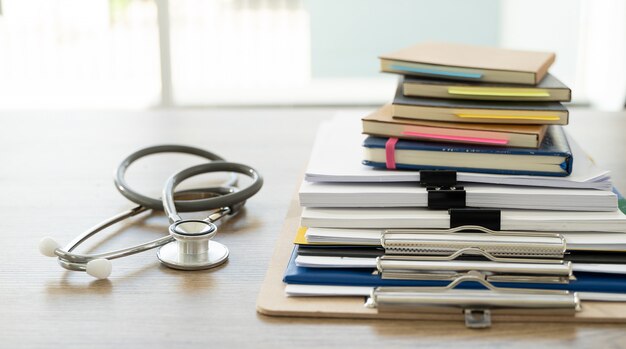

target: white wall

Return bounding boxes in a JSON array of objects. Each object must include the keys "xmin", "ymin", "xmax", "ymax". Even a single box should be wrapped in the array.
[{"xmin": 500, "ymin": 0, "xmax": 582, "ymax": 99}]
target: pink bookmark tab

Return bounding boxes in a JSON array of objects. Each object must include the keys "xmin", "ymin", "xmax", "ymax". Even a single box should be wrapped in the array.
[{"xmin": 385, "ymin": 137, "xmax": 399, "ymax": 169}]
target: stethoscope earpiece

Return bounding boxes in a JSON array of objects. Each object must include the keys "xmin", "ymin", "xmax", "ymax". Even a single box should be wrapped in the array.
[
  {"xmin": 85, "ymin": 259, "xmax": 112, "ymax": 280},
  {"xmin": 39, "ymin": 237, "xmax": 61, "ymax": 257}
]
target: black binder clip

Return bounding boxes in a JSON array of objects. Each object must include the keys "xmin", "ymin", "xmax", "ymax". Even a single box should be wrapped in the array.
[
  {"xmin": 419, "ymin": 170, "xmax": 457, "ymax": 187},
  {"xmin": 419, "ymin": 170, "xmax": 466, "ymax": 209},
  {"xmin": 449, "ymin": 208, "xmax": 502, "ymax": 231}
]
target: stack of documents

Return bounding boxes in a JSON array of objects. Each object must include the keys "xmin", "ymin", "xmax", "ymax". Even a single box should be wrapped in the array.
[
  {"xmin": 284, "ymin": 114, "xmax": 626, "ymax": 296},
  {"xmin": 276, "ymin": 42, "xmax": 626, "ymax": 326}
]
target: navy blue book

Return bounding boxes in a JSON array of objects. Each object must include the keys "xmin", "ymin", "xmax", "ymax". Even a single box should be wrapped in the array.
[
  {"xmin": 283, "ymin": 247, "xmax": 626, "ymax": 293},
  {"xmin": 362, "ymin": 125, "xmax": 573, "ymax": 177}
]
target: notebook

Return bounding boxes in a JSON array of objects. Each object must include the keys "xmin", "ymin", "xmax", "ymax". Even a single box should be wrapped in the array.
[
  {"xmin": 306, "ymin": 115, "xmax": 612, "ymax": 189},
  {"xmin": 402, "ymin": 73, "xmax": 571, "ymax": 101},
  {"xmin": 379, "ymin": 42, "xmax": 555, "ymax": 84},
  {"xmin": 363, "ymin": 104, "xmax": 548, "ymax": 148},
  {"xmin": 363, "ymin": 125, "xmax": 573, "ymax": 177},
  {"xmin": 392, "ymin": 80, "xmax": 569, "ymax": 125}
]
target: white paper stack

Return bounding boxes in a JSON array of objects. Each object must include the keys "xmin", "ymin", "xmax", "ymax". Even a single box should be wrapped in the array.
[
  {"xmin": 300, "ymin": 207, "xmax": 626, "ymax": 232},
  {"xmin": 299, "ymin": 181, "xmax": 617, "ymax": 211}
]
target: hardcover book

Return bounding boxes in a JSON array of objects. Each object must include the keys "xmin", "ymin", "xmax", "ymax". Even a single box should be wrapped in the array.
[
  {"xmin": 403, "ymin": 73, "xmax": 571, "ymax": 102},
  {"xmin": 380, "ymin": 42, "xmax": 555, "ymax": 84},
  {"xmin": 362, "ymin": 125, "xmax": 573, "ymax": 176},
  {"xmin": 392, "ymin": 79, "xmax": 569, "ymax": 125},
  {"xmin": 363, "ymin": 104, "xmax": 548, "ymax": 148}
]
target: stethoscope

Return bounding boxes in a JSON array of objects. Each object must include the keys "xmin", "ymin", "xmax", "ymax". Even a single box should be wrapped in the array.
[{"xmin": 38, "ymin": 145, "xmax": 263, "ymax": 279}]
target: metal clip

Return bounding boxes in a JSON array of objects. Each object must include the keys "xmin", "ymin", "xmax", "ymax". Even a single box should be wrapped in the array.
[
  {"xmin": 376, "ymin": 254, "xmax": 574, "ymax": 284},
  {"xmin": 464, "ymin": 309, "xmax": 491, "ymax": 329},
  {"xmin": 381, "ymin": 225, "xmax": 567, "ymax": 258},
  {"xmin": 365, "ymin": 271, "xmax": 581, "ymax": 329}
]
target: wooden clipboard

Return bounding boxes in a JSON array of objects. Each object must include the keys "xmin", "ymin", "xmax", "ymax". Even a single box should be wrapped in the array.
[{"xmin": 256, "ymin": 195, "xmax": 626, "ymax": 325}]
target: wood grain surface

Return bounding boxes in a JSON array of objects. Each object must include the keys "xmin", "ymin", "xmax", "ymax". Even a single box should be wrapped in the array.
[{"xmin": 0, "ymin": 107, "xmax": 625, "ymax": 348}]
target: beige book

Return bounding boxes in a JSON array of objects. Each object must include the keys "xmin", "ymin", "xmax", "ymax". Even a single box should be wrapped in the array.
[
  {"xmin": 363, "ymin": 105, "xmax": 547, "ymax": 148},
  {"xmin": 380, "ymin": 42, "xmax": 555, "ymax": 85}
]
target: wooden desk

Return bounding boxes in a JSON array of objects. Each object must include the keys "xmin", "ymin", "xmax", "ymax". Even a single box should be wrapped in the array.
[{"xmin": 1, "ymin": 108, "xmax": 625, "ymax": 348}]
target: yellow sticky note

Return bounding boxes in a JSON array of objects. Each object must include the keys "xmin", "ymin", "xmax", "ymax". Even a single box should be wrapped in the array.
[
  {"xmin": 294, "ymin": 226, "xmax": 309, "ymax": 245},
  {"xmin": 456, "ymin": 114, "xmax": 561, "ymax": 121},
  {"xmin": 448, "ymin": 87, "xmax": 550, "ymax": 97}
]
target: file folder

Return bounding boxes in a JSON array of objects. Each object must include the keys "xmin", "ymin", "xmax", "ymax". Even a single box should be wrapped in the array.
[{"xmin": 256, "ymin": 193, "xmax": 626, "ymax": 326}]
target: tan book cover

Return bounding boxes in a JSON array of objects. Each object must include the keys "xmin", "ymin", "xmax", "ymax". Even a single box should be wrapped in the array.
[
  {"xmin": 363, "ymin": 105, "xmax": 547, "ymax": 148},
  {"xmin": 380, "ymin": 42, "xmax": 555, "ymax": 84}
]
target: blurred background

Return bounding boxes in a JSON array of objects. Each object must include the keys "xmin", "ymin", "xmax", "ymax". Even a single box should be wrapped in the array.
[{"xmin": 1, "ymin": 0, "xmax": 625, "ymax": 110}]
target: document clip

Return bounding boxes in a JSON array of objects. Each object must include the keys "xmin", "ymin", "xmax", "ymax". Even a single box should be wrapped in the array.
[
  {"xmin": 419, "ymin": 170, "xmax": 457, "ymax": 187},
  {"xmin": 419, "ymin": 170, "xmax": 465, "ymax": 209},
  {"xmin": 381, "ymin": 225, "xmax": 567, "ymax": 259},
  {"xmin": 365, "ymin": 270, "xmax": 581, "ymax": 329},
  {"xmin": 375, "ymin": 253, "xmax": 574, "ymax": 284},
  {"xmin": 449, "ymin": 208, "xmax": 501, "ymax": 231}
]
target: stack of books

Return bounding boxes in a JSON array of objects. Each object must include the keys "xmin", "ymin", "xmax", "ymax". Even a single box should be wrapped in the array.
[
  {"xmin": 366, "ymin": 42, "xmax": 571, "ymax": 175},
  {"xmin": 277, "ymin": 42, "xmax": 626, "ymax": 325}
]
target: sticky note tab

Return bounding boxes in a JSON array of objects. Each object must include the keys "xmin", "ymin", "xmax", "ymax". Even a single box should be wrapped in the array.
[
  {"xmin": 448, "ymin": 87, "xmax": 550, "ymax": 97},
  {"xmin": 455, "ymin": 114, "xmax": 561, "ymax": 121},
  {"xmin": 391, "ymin": 65, "xmax": 482, "ymax": 79},
  {"xmin": 294, "ymin": 227, "xmax": 309, "ymax": 244}
]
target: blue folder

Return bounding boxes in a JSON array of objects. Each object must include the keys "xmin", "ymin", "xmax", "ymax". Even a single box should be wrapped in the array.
[{"xmin": 283, "ymin": 247, "xmax": 626, "ymax": 293}]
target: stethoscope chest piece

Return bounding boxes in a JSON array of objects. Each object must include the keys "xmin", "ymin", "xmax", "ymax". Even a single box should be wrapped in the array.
[{"xmin": 157, "ymin": 219, "xmax": 229, "ymax": 270}]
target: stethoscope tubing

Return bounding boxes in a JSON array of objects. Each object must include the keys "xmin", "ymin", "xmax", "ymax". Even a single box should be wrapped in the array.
[
  {"xmin": 114, "ymin": 145, "xmax": 238, "ymax": 211},
  {"xmin": 163, "ymin": 161, "xmax": 263, "ymax": 223}
]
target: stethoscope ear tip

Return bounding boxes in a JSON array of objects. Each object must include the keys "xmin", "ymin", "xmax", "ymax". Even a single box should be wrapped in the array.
[
  {"xmin": 86, "ymin": 259, "xmax": 112, "ymax": 279},
  {"xmin": 39, "ymin": 237, "xmax": 60, "ymax": 257}
]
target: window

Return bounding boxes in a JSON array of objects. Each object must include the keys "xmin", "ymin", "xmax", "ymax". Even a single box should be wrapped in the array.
[{"xmin": 1, "ymin": 0, "xmax": 624, "ymax": 110}]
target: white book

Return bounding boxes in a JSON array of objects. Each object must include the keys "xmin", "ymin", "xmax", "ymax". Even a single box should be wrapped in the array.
[
  {"xmin": 299, "ymin": 181, "xmax": 617, "ymax": 211},
  {"xmin": 301, "ymin": 207, "xmax": 626, "ymax": 233},
  {"xmin": 305, "ymin": 114, "xmax": 612, "ymax": 190}
]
